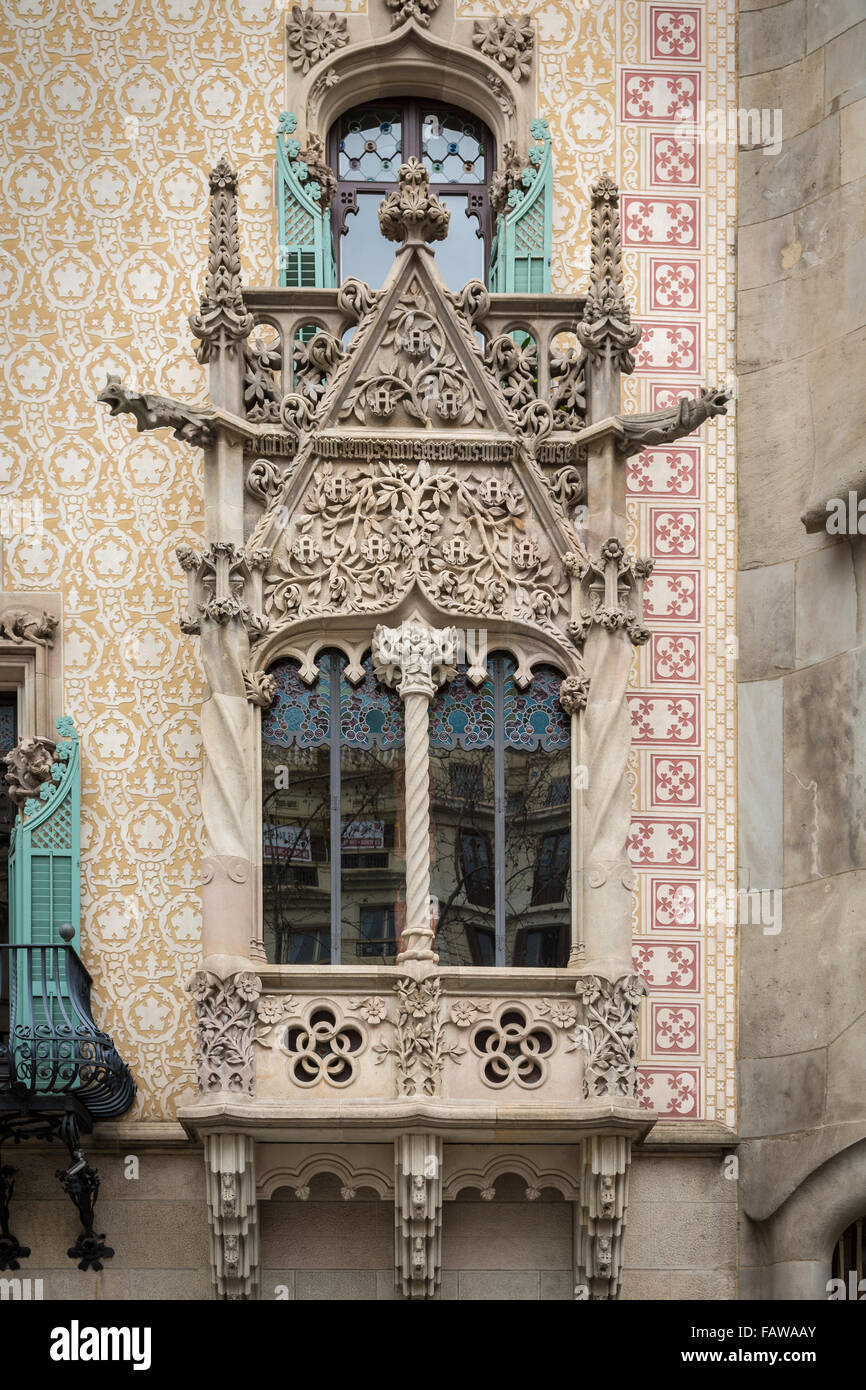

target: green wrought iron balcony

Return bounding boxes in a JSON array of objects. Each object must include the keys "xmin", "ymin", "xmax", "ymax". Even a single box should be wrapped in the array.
[
  {"xmin": 0, "ymin": 717, "xmax": 136, "ymax": 1273},
  {"xmin": 0, "ymin": 938, "xmax": 134, "ymax": 1118}
]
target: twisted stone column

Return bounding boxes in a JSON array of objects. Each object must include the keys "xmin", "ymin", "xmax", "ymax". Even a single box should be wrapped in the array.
[{"xmin": 372, "ymin": 618, "xmax": 457, "ymax": 964}]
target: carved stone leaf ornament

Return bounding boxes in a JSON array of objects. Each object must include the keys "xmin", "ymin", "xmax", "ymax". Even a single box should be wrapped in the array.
[
  {"xmin": 379, "ymin": 159, "xmax": 449, "ymax": 246},
  {"xmin": 374, "ymin": 977, "xmax": 464, "ymax": 1096},
  {"xmin": 285, "ymin": 6, "xmax": 348, "ymax": 74},
  {"xmin": 576, "ymin": 975, "xmax": 646, "ymax": 1100},
  {"xmin": 385, "ymin": 0, "xmax": 441, "ymax": 30},
  {"xmin": 472, "ymin": 15, "xmax": 535, "ymax": 82},
  {"xmin": 188, "ymin": 971, "xmax": 262, "ymax": 1096},
  {"xmin": 338, "ymin": 276, "xmax": 484, "ymax": 429},
  {"xmin": 294, "ymin": 330, "xmax": 345, "ymax": 402},
  {"xmin": 262, "ymin": 453, "xmax": 566, "ymax": 632}
]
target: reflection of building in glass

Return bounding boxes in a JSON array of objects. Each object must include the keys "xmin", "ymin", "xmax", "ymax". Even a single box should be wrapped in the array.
[
  {"xmin": 429, "ymin": 658, "xmax": 569, "ymax": 968},
  {"xmin": 262, "ymin": 651, "xmax": 406, "ymax": 964},
  {"xmin": 262, "ymin": 653, "xmax": 570, "ymax": 968}
]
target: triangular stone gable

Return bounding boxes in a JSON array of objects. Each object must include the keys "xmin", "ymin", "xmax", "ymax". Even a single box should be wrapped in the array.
[
  {"xmin": 309, "ymin": 241, "xmax": 518, "ymax": 436},
  {"xmin": 249, "ymin": 236, "xmax": 584, "ymax": 661}
]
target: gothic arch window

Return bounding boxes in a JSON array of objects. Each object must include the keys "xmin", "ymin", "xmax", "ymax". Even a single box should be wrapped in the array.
[
  {"xmin": 328, "ymin": 99, "xmax": 494, "ymax": 289},
  {"xmin": 261, "ymin": 649, "xmax": 406, "ymax": 965},
  {"xmin": 429, "ymin": 655, "xmax": 570, "ymax": 969}
]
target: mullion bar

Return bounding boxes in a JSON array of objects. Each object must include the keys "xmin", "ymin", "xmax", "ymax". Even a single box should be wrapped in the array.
[
  {"xmin": 329, "ymin": 653, "xmax": 342, "ymax": 963},
  {"xmin": 493, "ymin": 657, "xmax": 506, "ymax": 967}
]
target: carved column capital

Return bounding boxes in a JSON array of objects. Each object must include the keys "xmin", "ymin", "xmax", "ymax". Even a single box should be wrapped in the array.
[{"xmin": 371, "ymin": 619, "xmax": 457, "ymax": 701}]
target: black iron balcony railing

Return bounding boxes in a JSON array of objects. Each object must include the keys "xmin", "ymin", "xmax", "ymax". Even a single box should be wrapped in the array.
[
  {"xmin": 0, "ymin": 937, "xmax": 135, "ymax": 1273},
  {"xmin": 0, "ymin": 941, "xmax": 134, "ymax": 1118}
]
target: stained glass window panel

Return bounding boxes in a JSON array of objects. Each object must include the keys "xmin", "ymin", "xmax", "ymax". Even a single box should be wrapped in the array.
[
  {"xmin": 337, "ymin": 108, "xmax": 403, "ymax": 182},
  {"xmin": 429, "ymin": 658, "xmax": 569, "ymax": 968},
  {"xmin": 422, "ymin": 109, "xmax": 486, "ymax": 184}
]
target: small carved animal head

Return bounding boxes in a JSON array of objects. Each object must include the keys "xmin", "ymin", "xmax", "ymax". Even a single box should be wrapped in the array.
[{"xmin": 97, "ymin": 373, "xmax": 128, "ymax": 413}]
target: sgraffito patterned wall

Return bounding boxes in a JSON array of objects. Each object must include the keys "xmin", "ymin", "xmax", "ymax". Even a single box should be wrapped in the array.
[
  {"xmin": 1, "ymin": 0, "xmax": 736, "ymax": 1124},
  {"xmin": 0, "ymin": 0, "xmax": 284, "ymax": 1117}
]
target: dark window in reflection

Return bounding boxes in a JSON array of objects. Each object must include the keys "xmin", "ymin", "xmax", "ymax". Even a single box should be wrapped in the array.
[
  {"xmin": 430, "ymin": 657, "xmax": 570, "ymax": 968},
  {"xmin": 261, "ymin": 651, "xmax": 405, "ymax": 965},
  {"xmin": 459, "ymin": 829, "xmax": 494, "ymax": 908},
  {"xmin": 531, "ymin": 831, "xmax": 571, "ymax": 905},
  {"xmin": 328, "ymin": 99, "xmax": 494, "ymax": 289}
]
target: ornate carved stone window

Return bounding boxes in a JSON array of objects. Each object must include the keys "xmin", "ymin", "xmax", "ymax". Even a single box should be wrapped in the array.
[
  {"xmin": 328, "ymin": 98, "xmax": 494, "ymax": 287},
  {"xmin": 261, "ymin": 649, "xmax": 406, "ymax": 964},
  {"xmin": 429, "ymin": 656, "xmax": 570, "ymax": 968}
]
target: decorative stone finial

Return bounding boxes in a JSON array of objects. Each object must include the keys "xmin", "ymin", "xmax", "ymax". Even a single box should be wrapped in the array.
[
  {"xmin": 577, "ymin": 171, "xmax": 642, "ymax": 374},
  {"xmin": 189, "ymin": 157, "xmax": 254, "ymax": 364},
  {"xmin": 379, "ymin": 159, "xmax": 450, "ymax": 247}
]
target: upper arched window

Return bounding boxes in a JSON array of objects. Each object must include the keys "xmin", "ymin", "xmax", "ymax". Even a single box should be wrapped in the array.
[{"xmin": 327, "ymin": 99, "xmax": 494, "ymax": 290}]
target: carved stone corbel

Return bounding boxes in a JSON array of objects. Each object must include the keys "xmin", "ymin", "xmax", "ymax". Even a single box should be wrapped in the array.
[
  {"xmin": 205, "ymin": 1134, "xmax": 259, "ymax": 1300},
  {"xmin": 372, "ymin": 619, "xmax": 457, "ymax": 963},
  {"xmin": 395, "ymin": 1134, "xmax": 443, "ymax": 1299},
  {"xmin": 574, "ymin": 1135, "xmax": 631, "ymax": 1300}
]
